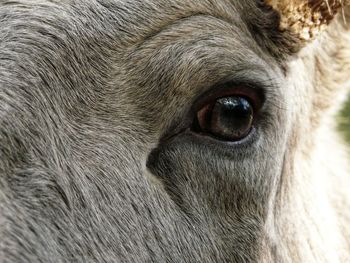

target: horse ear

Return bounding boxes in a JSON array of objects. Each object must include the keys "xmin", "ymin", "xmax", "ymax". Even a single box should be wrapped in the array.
[{"xmin": 265, "ymin": 0, "xmax": 350, "ymax": 41}]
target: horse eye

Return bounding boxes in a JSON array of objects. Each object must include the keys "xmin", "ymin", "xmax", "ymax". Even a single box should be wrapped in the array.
[{"xmin": 195, "ymin": 96, "xmax": 255, "ymax": 141}]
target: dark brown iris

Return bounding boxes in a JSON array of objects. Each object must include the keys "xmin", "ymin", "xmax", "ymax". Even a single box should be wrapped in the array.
[{"xmin": 196, "ymin": 96, "xmax": 254, "ymax": 141}]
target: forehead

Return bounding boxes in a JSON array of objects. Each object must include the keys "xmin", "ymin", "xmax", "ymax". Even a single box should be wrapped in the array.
[
  {"xmin": 0, "ymin": 0, "xmax": 289, "ymax": 62},
  {"xmin": 105, "ymin": 0, "xmax": 282, "ymax": 52},
  {"xmin": 0, "ymin": 0, "xmax": 286, "ymax": 109},
  {"xmin": 116, "ymin": 2, "xmax": 280, "ymax": 76}
]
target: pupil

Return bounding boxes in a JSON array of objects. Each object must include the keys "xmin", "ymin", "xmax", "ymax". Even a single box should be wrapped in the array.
[{"xmin": 210, "ymin": 97, "xmax": 253, "ymax": 140}]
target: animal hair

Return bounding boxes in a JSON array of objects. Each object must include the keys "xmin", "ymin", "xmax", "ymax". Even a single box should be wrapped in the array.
[{"xmin": 0, "ymin": 0, "xmax": 349, "ymax": 262}]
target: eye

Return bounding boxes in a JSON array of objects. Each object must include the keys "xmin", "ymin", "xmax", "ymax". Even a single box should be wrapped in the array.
[{"xmin": 194, "ymin": 91, "xmax": 259, "ymax": 141}]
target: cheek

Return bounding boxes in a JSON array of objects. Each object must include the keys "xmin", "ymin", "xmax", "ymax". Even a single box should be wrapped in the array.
[{"xmin": 146, "ymin": 122, "xmax": 288, "ymax": 215}]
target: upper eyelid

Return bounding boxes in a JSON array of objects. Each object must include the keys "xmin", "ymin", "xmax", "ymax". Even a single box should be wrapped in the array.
[
  {"xmin": 191, "ymin": 74, "xmax": 269, "ymax": 111},
  {"xmin": 194, "ymin": 66, "xmax": 277, "ymax": 98}
]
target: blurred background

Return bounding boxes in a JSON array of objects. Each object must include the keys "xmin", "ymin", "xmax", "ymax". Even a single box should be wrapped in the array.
[{"xmin": 339, "ymin": 97, "xmax": 350, "ymax": 144}]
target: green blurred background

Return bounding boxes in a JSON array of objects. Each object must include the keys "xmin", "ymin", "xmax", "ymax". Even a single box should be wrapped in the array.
[{"xmin": 339, "ymin": 97, "xmax": 350, "ymax": 144}]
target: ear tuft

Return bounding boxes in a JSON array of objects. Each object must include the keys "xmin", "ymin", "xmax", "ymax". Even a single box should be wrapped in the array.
[{"xmin": 265, "ymin": 0, "xmax": 350, "ymax": 41}]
